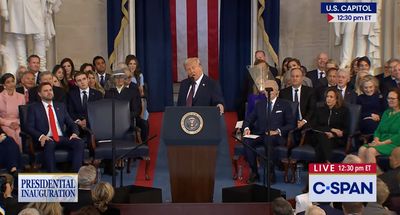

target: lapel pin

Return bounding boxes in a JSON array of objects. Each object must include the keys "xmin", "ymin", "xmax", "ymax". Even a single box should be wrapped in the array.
[{"xmin": 202, "ymin": 83, "xmax": 205, "ymax": 87}]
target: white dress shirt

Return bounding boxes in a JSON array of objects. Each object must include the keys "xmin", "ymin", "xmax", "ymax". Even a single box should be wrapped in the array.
[
  {"xmin": 292, "ymin": 86, "xmax": 303, "ymax": 120},
  {"xmin": 186, "ymin": 73, "xmax": 204, "ymax": 99},
  {"xmin": 79, "ymin": 88, "xmax": 89, "ymax": 104},
  {"xmin": 40, "ymin": 101, "xmax": 63, "ymax": 140}
]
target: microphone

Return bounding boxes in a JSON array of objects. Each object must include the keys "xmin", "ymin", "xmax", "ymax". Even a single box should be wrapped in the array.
[{"xmin": 189, "ymin": 76, "xmax": 195, "ymax": 85}]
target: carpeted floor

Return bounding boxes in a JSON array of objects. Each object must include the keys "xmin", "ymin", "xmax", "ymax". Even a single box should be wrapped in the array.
[{"xmin": 101, "ymin": 112, "xmax": 308, "ymax": 202}]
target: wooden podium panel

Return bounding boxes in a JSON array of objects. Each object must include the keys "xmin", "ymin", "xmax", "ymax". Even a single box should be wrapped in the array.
[{"xmin": 167, "ymin": 145, "xmax": 217, "ymax": 203}]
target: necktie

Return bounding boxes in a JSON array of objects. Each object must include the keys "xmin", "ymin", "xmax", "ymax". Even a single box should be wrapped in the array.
[
  {"xmin": 100, "ymin": 75, "xmax": 105, "ymax": 87},
  {"xmin": 48, "ymin": 104, "xmax": 59, "ymax": 142},
  {"xmin": 82, "ymin": 91, "xmax": 88, "ymax": 110},
  {"xmin": 186, "ymin": 82, "xmax": 196, "ymax": 107},
  {"xmin": 319, "ymin": 72, "xmax": 324, "ymax": 79},
  {"xmin": 294, "ymin": 89, "xmax": 302, "ymax": 120},
  {"xmin": 24, "ymin": 90, "xmax": 29, "ymax": 103},
  {"xmin": 267, "ymin": 101, "xmax": 272, "ymax": 115},
  {"xmin": 294, "ymin": 89, "xmax": 299, "ymax": 103},
  {"xmin": 338, "ymin": 88, "xmax": 344, "ymax": 98}
]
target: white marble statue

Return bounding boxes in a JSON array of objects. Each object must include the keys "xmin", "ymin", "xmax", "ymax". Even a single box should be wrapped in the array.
[
  {"xmin": 0, "ymin": 0, "xmax": 61, "ymax": 74},
  {"xmin": 334, "ymin": 0, "xmax": 381, "ymax": 71}
]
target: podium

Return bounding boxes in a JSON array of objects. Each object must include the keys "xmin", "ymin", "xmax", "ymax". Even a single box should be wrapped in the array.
[{"xmin": 161, "ymin": 106, "xmax": 222, "ymax": 202}]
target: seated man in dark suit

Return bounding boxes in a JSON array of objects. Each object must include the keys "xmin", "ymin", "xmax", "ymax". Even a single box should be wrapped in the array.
[
  {"xmin": 177, "ymin": 57, "xmax": 224, "ymax": 114},
  {"xmin": 62, "ymin": 165, "xmax": 96, "ymax": 214},
  {"xmin": 337, "ymin": 68, "xmax": 357, "ymax": 104},
  {"xmin": 26, "ymin": 83, "xmax": 85, "ymax": 172},
  {"xmin": 243, "ymin": 80, "xmax": 295, "ymax": 183},
  {"xmin": 279, "ymin": 68, "xmax": 316, "ymax": 147},
  {"xmin": 381, "ymin": 60, "xmax": 400, "ymax": 97},
  {"xmin": 67, "ymin": 71, "xmax": 103, "ymax": 133},
  {"xmin": 306, "ymin": 52, "xmax": 329, "ymax": 89},
  {"xmin": 28, "ymin": 71, "xmax": 67, "ymax": 104},
  {"xmin": 16, "ymin": 71, "xmax": 36, "ymax": 103}
]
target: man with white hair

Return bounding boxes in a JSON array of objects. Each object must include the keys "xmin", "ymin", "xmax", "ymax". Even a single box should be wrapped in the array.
[
  {"xmin": 337, "ymin": 68, "xmax": 357, "ymax": 104},
  {"xmin": 243, "ymin": 80, "xmax": 295, "ymax": 183},
  {"xmin": 63, "ymin": 165, "xmax": 97, "ymax": 213}
]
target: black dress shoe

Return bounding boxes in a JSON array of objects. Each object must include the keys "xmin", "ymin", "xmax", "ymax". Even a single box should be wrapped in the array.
[{"xmin": 247, "ymin": 173, "xmax": 260, "ymax": 184}]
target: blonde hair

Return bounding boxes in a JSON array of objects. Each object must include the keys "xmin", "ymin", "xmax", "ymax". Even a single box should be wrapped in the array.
[
  {"xmin": 18, "ymin": 208, "xmax": 41, "ymax": 215},
  {"xmin": 359, "ymin": 75, "xmax": 379, "ymax": 96},
  {"xmin": 342, "ymin": 154, "xmax": 362, "ymax": 164},
  {"xmin": 355, "ymin": 71, "xmax": 372, "ymax": 95},
  {"xmin": 376, "ymin": 178, "xmax": 390, "ymax": 205},
  {"xmin": 26, "ymin": 202, "xmax": 63, "ymax": 215},
  {"xmin": 305, "ymin": 205, "xmax": 326, "ymax": 215},
  {"xmin": 92, "ymin": 182, "xmax": 115, "ymax": 212},
  {"xmin": 86, "ymin": 70, "xmax": 105, "ymax": 95}
]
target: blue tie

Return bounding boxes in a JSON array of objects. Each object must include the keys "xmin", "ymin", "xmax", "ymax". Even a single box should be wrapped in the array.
[{"xmin": 267, "ymin": 101, "xmax": 272, "ymax": 115}]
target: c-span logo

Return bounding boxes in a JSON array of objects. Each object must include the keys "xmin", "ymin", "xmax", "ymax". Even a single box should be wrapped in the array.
[
  {"xmin": 309, "ymin": 163, "xmax": 376, "ymax": 202},
  {"xmin": 321, "ymin": 2, "xmax": 377, "ymax": 23},
  {"xmin": 180, "ymin": 112, "xmax": 204, "ymax": 135},
  {"xmin": 18, "ymin": 173, "xmax": 78, "ymax": 202}
]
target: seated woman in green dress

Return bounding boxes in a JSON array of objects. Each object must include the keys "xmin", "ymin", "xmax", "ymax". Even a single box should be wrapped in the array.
[{"xmin": 358, "ymin": 89, "xmax": 400, "ymax": 163}]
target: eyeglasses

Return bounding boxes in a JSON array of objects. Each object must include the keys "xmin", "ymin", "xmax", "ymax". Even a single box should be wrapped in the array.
[{"xmin": 387, "ymin": 97, "xmax": 398, "ymax": 100}]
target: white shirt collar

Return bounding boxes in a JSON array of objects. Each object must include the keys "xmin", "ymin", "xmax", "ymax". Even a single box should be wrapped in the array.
[
  {"xmin": 292, "ymin": 85, "xmax": 302, "ymax": 91},
  {"xmin": 42, "ymin": 100, "xmax": 53, "ymax": 108},
  {"xmin": 80, "ymin": 88, "xmax": 89, "ymax": 94},
  {"xmin": 194, "ymin": 73, "xmax": 204, "ymax": 86},
  {"xmin": 270, "ymin": 97, "xmax": 277, "ymax": 105},
  {"xmin": 116, "ymin": 86, "xmax": 124, "ymax": 93}
]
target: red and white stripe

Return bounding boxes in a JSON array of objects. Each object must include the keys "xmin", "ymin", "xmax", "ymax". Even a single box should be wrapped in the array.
[{"xmin": 170, "ymin": 0, "xmax": 220, "ymax": 82}]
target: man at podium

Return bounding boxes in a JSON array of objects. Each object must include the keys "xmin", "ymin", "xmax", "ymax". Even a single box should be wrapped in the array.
[{"xmin": 177, "ymin": 57, "xmax": 224, "ymax": 114}]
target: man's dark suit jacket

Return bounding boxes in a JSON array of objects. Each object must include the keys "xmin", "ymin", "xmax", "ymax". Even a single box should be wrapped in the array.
[
  {"xmin": 379, "ymin": 166, "xmax": 400, "ymax": 196},
  {"xmin": 306, "ymin": 69, "xmax": 327, "ymax": 88},
  {"xmin": 26, "ymin": 101, "xmax": 79, "ymax": 143},
  {"xmin": 67, "ymin": 88, "xmax": 103, "ymax": 121},
  {"xmin": 34, "ymin": 71, "xmax": 41, "ymax": 85},
  {"xmin": 243, "ymin": 98, "xmax": 295, "ymax": 137},
  {"xmin": 342, "ymin": 87, "xmax": 357, "ymax": 104},
  {"xmin": 279, "ymin": 85, "xmax": 316, "ymax": 122},
  {"xmin": 104, "ymin": 87, "xmax": 142, "ymax": 117},
  {"xmin": 177, "ymin": 75, "xmax": 224, "ymax": 106},
  {"xmin": 381, "ymin": 76, "xmax": 398, "ymax": 97},
  {"xmin": 62, "ymin": 189, "xmax": 93, "ymax": 214},
  {"xmin": 28, "ymin": 86, "xmax": 66, "ymax": 104}
]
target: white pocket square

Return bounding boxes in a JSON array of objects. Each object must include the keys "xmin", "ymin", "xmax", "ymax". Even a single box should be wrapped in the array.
[{"xmin": 276, "ymin": 110, "xmax": 282, "ymax": 113}]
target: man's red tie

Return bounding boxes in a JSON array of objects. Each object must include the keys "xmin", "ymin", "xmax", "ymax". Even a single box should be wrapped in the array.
[
  {"xmin": 48, "ymin": 104, "xmax": 60, "ymax": 142},
  {"xmin": 186, "ymin": 82, "xmax": 196, "ymax": 107}
]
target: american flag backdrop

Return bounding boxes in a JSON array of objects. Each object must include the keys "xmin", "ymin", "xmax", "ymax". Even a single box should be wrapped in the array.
[
  {"xmin": 107, "ymin": 0, "xmax": 279, "ymax": 111},
  {"xmin": 170, "ymin": 0, "xmax": 220, "ymax": 82}
]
